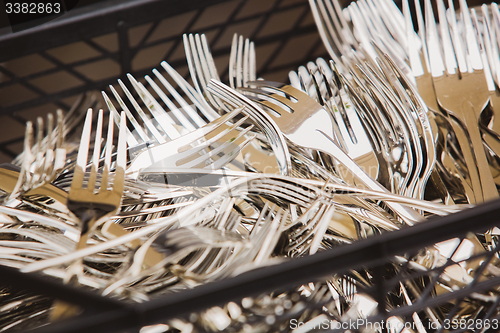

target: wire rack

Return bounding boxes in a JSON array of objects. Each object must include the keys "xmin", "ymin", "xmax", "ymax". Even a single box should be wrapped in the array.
[
  {"xmin": 0, "ymin": 0, "xmax": 329, "ymax": 161},
  {"xmin": 2, "ymin": 199, "xmax": 500, "ymax": 333},
  {"xmin": 2, "ymin": 1, "xmax": 500, "ymax": 333}
]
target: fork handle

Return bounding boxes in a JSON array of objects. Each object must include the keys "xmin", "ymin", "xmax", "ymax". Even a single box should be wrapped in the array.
[
  {"xmin": 315, "ymin": 130, "xmax": 423, "ymax": 225},
  {"xmin": 51, "ymin": 213, "xmax": 98, "ymax": 322},
  {"xmin": 462, "ymin": 100, "xmax": 499, "ymax": 201}
]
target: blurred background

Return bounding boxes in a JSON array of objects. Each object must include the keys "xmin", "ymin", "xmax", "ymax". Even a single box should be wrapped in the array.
[{"xmin": 0, "ymin": 0, "xmax": 330, "ymax": 163}]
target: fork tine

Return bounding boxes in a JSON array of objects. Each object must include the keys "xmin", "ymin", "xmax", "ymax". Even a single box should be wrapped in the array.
[
  {"xmin": 339, "ymin": 71, "xmax": 384, "ymax": 153},
  {"xmin": 309, "ymin": 0, "xmax": 342, "ymax": 63},
  {"xmin": 158, "ymin": 62, "xmax": 220, "ymax": 121},
  {"xmin": 186, "ymin": 33, "xmax": 225, "ymax": 112},
  {"xmin": 33, "ymin": 117, "xmax": 44, "ymax": 179},
  {"xmin": 175, "ymin": 111, "xmax": 247, "ymax": 159},
  {"xmin": 365, "ymin": 0, "xmax": 398, "ymax": 48},
  {"xmin": 99, "ymin": 111, "xmax": 114, "ymax": 194},
  {"xmin": 127, "ymin": 73, "xmax": 181, "ymax": 140},
  {"xmin": 114, "ymin": 111, "xmax": 127, "ymax": 194},
  {"xmin": 41, "ymin": 113, "xmax": 54, "ymax": 181},
  {"xmin": 298, "ymin": 65, "xmax": 310, "ymax": 92},
  {"xmin": 209, "ymin": 134, "xmax": 256, "ymax": 170},
  {"xmin": 482, "ymin": 4, "xmax": 500, "ymax": 87},
  {"xmin": 436, "ymin": 0, "xmax": 457, "ymax": 75},
  {"xmin": 184, "ymin": 33, "xmax": 203, "ymax": 96},
  {"xmin": 200, "ymin": 34, "xmax": 220, "ymax": 82},
  {"xmin": 316, "ymin": 61, "xmax": 349, "ymax": 150},
  {"xmin": 181, "ymin": 128, "xmax": 254, "ymax": 170},
  {"xmin": 87, "ymin": 109, "xmax": 103, "ymax": 192},
  {"xmin": 151, "ymin": 70, "xmax": 207, "ymax": 127},
  {"xmin": 107, "ymin": 85, "xmax": 149, "ymax": 144},
  {"xmin": 53, "ymin": 109, "xmax": 66, "ymax": 174},
  {"xmin": 325, "ymin": 0, "xmax": 351, "ymax": 48},
  {"xmin": 190, "ymin": 33, "xmax": 209, "ymax": 92},
  {"xmin": 403, "ymin": 0, "xmax": 424, "ymax": 78},
  {"xmin": 236, "ymin": 35, "xmax": 244, "ymax": 88},
  {"xmin": 8, "ymin": 122, "xmax": 33, "ymax": 199},
  {"xmin": 254, "ymin": 207, "xmax": 286, "ymax": 264},
  {"xmin": 306, "ymin": 64, "xmax": 325, "ymax": 105},
  {"xmin": 118, "ymin": 79, "xmax": 167, "ymax": 144},
  {"xmin": 288, "ymin": 69, "xmax": 302, "ymax": 91},
  {"xmin": 447, "ymin": 0, "xmax": 468, "ymax": 73},
  {"xmin": 181, "ymin": 113, "xmax": 249, "ymax": 156},
  {"xmin": 243, "ymin": 82, "xmax": 305, "ymax": 110},
  {"xmin": 305, "ymin": 204, "xmax": 334, "ymax": 255},
  {"xmin": 414, "ymin": 0, "xmax": 430, "ymax": 72},
  {"xmin": 288, "ymin": 201, "xmax": 326, "ymax": 252},
  {"xmin": 492, "ymin": 4, "xmax": 500, "ymax": 68},
  {"xmin": 247, "ymin": 91, "xmax": 296, "ymax": 113},
  {"xmin": 144, "ymin": 75, "xmax": 197, "ymax": 132},
  {"xmin": 424, "ymin": 0, "xmax": 446, "ymax": 77},
  {"xmin": 179, "ymin": 120, "xmax": 255, "ymax": 169},
  {"xmin": 347, "ymin": 2, "xmax": 378, "ymax": 61},
  {"xmin": 229, "ymin": 34, "xmax": 238, "ymax": 89},
  {"xmin": 357, "ymin": 0, "xmax": 387, "ymax": 51},
  {"xmin": 250, "ymin": 201, "xmax": 270, "ymax": 238},
  {"xmin": 471, "ymin": 8, "xmax": 496, "ymax": 91},
  {"xmin": 212, "ymin": 197, "xmax": 235, "ymax": 230},
  {"xmin": 101, "ymin": 91, "xmax": 139, "ymax": 147},
  {"xmin": 206, "ymin": 79, "xmax": 292, "ymax": 175},
  {"xmin": 331, "ymin": 66, "xmax": 357, "ymax": 144},
  {"xmin": 73, "ymin": 109, "xmax": 93, "ymax": 190},
  {"xmin": 56, "ymin": 109, "xmax": 64, "ymax": 150},
  {"xmin": 249, "ymin": 41, "xmax": 256, "ymax": 83},
  {"xmin": 243, "ymin": 38, "xmax": 250, "ymax": 88},
  {"xmin": 459, "ymin": 0, "xmax": 483, "ymax": 71},
  {"xmin": 230, "ymin": 34, "xmax": 250, "ymax": 90},
  {"xmin": 127, "ymin": 106, "xmax": 249, "ymax": 175},
  {"xmin": 92, "ymin": 109, "xmax": 103, "ymax": 171},
  {"xmin": 492, "ymin": 3, "xmax": 500, "ymax": 86}
]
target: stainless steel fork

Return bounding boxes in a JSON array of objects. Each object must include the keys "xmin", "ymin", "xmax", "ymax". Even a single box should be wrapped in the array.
[
  {"xmin": 473, "ymin": 5, "xmax": 500, "ymax": 158},
  {"xmin": 403, "ymin": 0, "xmax": 470, "ymax": 205},
  {"xmin": 126, "ymin": 106, "xmax": 256, "ymax": 180},
  {"xmin": 289, "ymin": 59, "xmax": 380, "ymax": 183},
  {"xmin": 183, "ymin": 33, "xmax": 282, "ymax": 174},
  {"xmin": 67, "ymin": 109, "xmax": 127, "ymax": 249},
  {"xmin": 184, "ymin": 33, "xmax": 231, "ymax": 114},
  {"xmin": 51, "ymin": 108, "xmax": 127, "ymax": 320},
  {"xmin": 207, "ymin": 79, "xmax": 422, "ymax": 225},
  {"xmin": 8, "ymin": 111, "xmax": 66, "ymax": 202},
  {"xmin": 425, "ymin": 0, "xmax": 498, "ymax": 202},
  {"xmin": 229, "ymin": 33, "xmax": 256, "ymax": 89}
]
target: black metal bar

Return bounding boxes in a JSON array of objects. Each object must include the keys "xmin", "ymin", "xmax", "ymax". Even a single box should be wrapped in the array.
[
  {"xmin": 117, "ymin": 20, "xmax": 131, "ymax": 75},
  {"xmin": 0, "ymin": 58, "xmax": 187, "ymax": 116},
  {"xmin": 0, "ymin": 62, "xmax": 48, "ymax": 98},
  {"xmin": 258, "ymin": 2, "xmax": 311, "ymax": 75},
  {"xmin": 39, "ymin": 51, "xmax": 93, "ymax": 85},
  {"xmin": 372, "ymin": 265, "xmax": 387, "ymax": 318},
  {"xmin": 0, "ymin": 24, "xmax": 321, "ymax": 116},
  {"xmin": 327, "ymin": 274, "xmax": 500, "ymax": 333},
  {"xmin": 204, "ymin": 0, "xmax": 247, "ymax": 49},
  {"xmin": 162, "ymin": 7, "xmax": 204, "ymax": 66},
  {"xmin": 28, "ymin": 198, "xmax": 500, "ymax": 333},
  {"xmin": 0, "ymin": 0, "xmax": 231, "ymax": 63},
  {"xmin": 0, "ymin": 145, "xmax": 18, "ymax": 158},
  {"xmin": 0, "ymin": 265, "xmax": 128, "ymax": 311},
  {"xmin": 0, "ymin": 54, "xmax": 108, "ymax": 89}
]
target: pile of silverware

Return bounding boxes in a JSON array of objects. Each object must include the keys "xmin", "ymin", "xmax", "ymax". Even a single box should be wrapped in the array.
[{"xmin": 2, "ymin": 0, "xmax": 500, "ymax": 331}]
